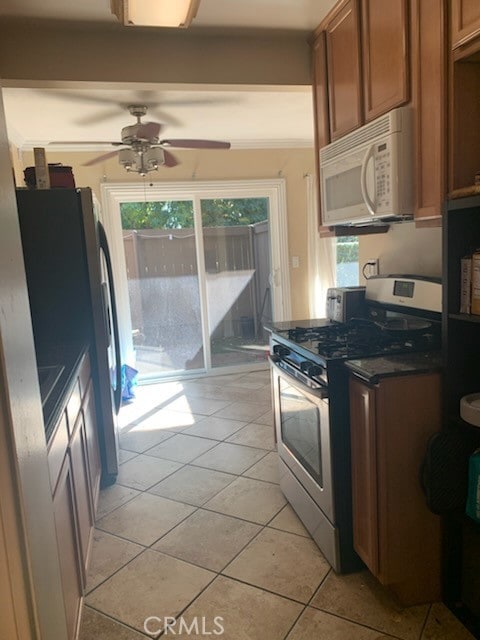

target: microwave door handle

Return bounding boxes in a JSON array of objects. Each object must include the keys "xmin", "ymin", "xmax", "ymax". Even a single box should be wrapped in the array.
[{"xmin": 361, "ymin": 144, "xmax": 376, "ymax": 216}]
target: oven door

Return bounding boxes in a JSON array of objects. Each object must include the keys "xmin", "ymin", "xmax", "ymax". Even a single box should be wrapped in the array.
[{"xmin": 270, "ymin": 357, "xmax": 334, "ymax": 523}]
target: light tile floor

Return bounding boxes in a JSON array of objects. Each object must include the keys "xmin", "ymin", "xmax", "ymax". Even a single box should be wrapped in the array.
[{"xmin": 79, "ymin": 370, "xmax": 476, "ymax": 640}]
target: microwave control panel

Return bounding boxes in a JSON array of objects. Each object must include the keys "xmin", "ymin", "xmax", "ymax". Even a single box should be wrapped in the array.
[{"xmin": 374, "ymin": 141, "xmax": 391, "ymax": 209}]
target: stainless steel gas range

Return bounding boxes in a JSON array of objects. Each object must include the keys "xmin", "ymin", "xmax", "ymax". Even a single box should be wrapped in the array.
[{"xmin": 269, "ymin": 275, "xmax": 442, "ymax": 573}]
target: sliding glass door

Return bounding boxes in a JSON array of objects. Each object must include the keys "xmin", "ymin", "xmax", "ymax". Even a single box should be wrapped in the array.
[
  {"xmin": 200, "ymin": 198, "xmax": 271, "ymax": 369},
  {"xmin": 102, "ymin": 180, "xmax": 290, "ymax": 382},
  {"xmin": 120, "ymin": 200, "xmax": 205, "ymax": 377}
]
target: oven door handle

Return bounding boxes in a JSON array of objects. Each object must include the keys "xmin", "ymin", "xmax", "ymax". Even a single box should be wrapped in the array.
[{"xmin": 269, "ymin": 355, "xmax": 328, "ymax": 400}]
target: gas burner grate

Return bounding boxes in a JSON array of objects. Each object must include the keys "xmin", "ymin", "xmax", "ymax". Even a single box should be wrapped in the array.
[{"xmin": 289, "ymin": 318, "xmax": 440, "ymax": 360}]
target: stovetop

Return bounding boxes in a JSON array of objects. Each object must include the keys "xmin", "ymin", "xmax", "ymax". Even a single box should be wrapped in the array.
[{"xmin": 277, "ymin": 318, "xmax": 441, "ymax": 361}]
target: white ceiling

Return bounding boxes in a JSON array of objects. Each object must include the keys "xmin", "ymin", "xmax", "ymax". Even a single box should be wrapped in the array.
[
  {"xmin": 1, "ymin": 1, "xmax": 335, "ymax": 149},
  {"xmin": 3, "ymin": 87, "xmax": 315, "ymax": 150},
  {"xmin": 0, "ymin": 0, "xmax": 337, "ymax": 31}
]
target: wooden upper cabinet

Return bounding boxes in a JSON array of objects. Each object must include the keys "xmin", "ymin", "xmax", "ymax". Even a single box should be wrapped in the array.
[
  {"xmin": 411, "ymin": 0, "xmax": 446, "ymax": 223},
  {"xmin": 452, "ymin": 0, "xmax": 480, "ymax": 49},
  {"xmin": 361, "ymin": 0, "xmax": 409, "ymax": 122},
  {"xmin": 325, "ymin": 0, "xmax": 363, "ymax": 140}
]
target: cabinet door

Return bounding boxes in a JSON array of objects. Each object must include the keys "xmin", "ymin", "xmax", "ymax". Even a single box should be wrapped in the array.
[
  {"xmin": 326, "ymin": 0, "xmax": 363, "ymax": 140},
  {"xmin": 82, "ymin": 380, "xmax": 101, "ymax": 516},
  {"xmin": 361, "ymin": 0, "xmax": 409, "ymax": 121},
  {"xmin": 52, "ymin": 458, "xmax": 82, "ymax": 640},
  {"xmin": 375, "ymin": 374, "xmax": 442, "ymax": 603},
  {"xmin": 69, "ymin": 414, "xmax": 93, "ymax": 586},
  {"xmin": 411, "ymin": 0, "xmax": 446, "ymax": 223},
  {"xmin": 452, "ymin": 0, "xmax": 480, "ymax": 49},
  {"xmin": 349, "ymin": 377, "xmax": 379, "ymax": 575}
]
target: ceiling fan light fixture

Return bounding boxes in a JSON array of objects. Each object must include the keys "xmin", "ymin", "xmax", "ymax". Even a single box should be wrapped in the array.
[
  {"xmin": 111, "ymin": 0, "xmax": 201, "ymax": 28},
  {"xmin": 118, "ymin": 147, "xmax": 165, "ymax": 175}
]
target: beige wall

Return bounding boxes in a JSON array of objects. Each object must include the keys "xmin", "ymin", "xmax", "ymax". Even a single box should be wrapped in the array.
[
  {"xmin": 359, "ymin": 221, "xmax": 442, "ymax": 283},
  {"xmin": 0, "ymin": 19, "xmax": 311, "ymax": 87},
  {"xmin": 17, "ymin": 146, "xmax": 315, "ymax": 320}
]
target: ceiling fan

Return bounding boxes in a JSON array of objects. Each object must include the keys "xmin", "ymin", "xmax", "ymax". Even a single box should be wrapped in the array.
[{"xmin": 50, "ymin": 104, "xmax": 231, "ymax": 176}]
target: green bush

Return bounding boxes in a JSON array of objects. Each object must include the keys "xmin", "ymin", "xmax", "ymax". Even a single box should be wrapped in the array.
[{"xmin": 337, "ymin": 240, "xmax": 359, "ymax": 264}]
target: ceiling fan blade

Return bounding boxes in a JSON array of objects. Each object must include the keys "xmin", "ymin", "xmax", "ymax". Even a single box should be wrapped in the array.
[
  {"xmin": 40, "ymin": 90, "xmax": 121, "ymax": 106},
  {"xmin": 82, "ymin": 150, "xmax": 121, "ymax": 166},
  {"xmin": 136, "ymin": 122, "xmax": 162, "ymax": 139},
  {"xmin": 147, "ymin": 108, "xmax": 181, "ymax": 127},
  {"xmin": 160, "ymin": 139, "xmax": 231, "ymax": 149},
  {"xmin": 75, "ymin": 108, "xmax": 122, "ymax": 126},
  {"xmin": 162, "ymin": 149, "xmax": 179, "ymax": 168}
]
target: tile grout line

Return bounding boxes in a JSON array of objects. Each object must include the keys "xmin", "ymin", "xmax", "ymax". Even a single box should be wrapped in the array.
[
  {"xmin": 86, "ymin": 374, "xmax": 317, "ymax": 638},
  {"xmin": 418, "ymin": 603, "xmax": 433, "ymax": 640},
  {"xmin": 306, "ymin": 601, "xmax": 409, "ymax": 640}
]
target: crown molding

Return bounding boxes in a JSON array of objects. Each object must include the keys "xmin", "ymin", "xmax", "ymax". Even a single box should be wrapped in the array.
[{"xmin": 14, "ymin": 138, "xmax": 314, "ymax": 152}]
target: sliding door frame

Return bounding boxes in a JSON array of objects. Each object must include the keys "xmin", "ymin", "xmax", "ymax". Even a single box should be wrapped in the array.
[{"xmin": 101, "ymin": 179, "xmax": 291, "ymax": 377}]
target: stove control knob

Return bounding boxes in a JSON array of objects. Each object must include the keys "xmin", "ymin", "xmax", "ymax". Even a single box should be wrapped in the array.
[
  {"xmin": 300, "ymin": 361, "xmax": 323, "ymax": 377},
  {"xmin": 273, "ymin": 344, "xmax": 290, "ymax": 357},
  {"xmin": 309, "ymin": 364, "xmax": 323, "ymax": 378}
]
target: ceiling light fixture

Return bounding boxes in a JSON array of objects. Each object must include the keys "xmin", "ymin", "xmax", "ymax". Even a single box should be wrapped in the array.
[
  {"xmin": 118, "ymin": 147, "xmax": 166, "ymax": 176},
  {"xmin": 110, "ymin": 0, "xmax": 201, "ymax": 28}
]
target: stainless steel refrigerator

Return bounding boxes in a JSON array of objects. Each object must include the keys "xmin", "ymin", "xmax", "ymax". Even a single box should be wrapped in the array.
[{"xmin": 16, "ymin": 187, "xmax": 121, "ymax": 484}]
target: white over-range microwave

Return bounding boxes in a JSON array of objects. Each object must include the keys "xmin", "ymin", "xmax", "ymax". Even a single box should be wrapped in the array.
[{"xmin": 320, "ymin": 107, "xmax": 413, "ymax": 226}]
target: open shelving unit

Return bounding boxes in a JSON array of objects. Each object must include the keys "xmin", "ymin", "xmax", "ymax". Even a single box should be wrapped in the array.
[{"xmin": 443, "ymin": 195, "xmax": 480, "ymax": 633}]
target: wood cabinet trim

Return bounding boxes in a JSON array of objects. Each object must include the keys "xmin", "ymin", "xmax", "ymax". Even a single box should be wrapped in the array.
[
  {"xmin": 312, "ymin": 31, "xmax": 330, "ymax": 229},
  {"xmin": 47, "ymin": 412, "xmax": 69, "ymax": 495},
  {"xmin": 81, "ymin": 379, "xmax": 101, "ymax": 517},
  {"xmin": 313, "ymin": 0, "xmax": 352, "ymax": 40},
  {"xmin": 350, "ymin": 378, "xmax": 379, "ymax": 574},
  {"xmin": 78, "ymin": 352, "xmax": 91, "ymax": 401},
  {"xmin": 65, "ymin": 380, "xmax": 81, "ymax": 437},
  {"xmin": 452, "ymin": 0, "xmax": 480, "ymax": 49}
]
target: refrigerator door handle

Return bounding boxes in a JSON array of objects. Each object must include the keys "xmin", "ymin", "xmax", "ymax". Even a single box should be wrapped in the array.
[
  {"xmin": 101, "ymin": 282, "xmax": 112, "ymax": 348},
  {"xmin": 98, "ymin": 222, "xmax": 122, "ymax": 414}
]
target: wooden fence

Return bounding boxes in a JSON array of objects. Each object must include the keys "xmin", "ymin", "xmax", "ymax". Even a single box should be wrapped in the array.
[{"xmin": 122, "ymin": 222, "xmax": 270, "ymax": 347}]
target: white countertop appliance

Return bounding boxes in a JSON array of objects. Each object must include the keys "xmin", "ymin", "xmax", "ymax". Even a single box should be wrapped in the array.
[{"xmin": 320, "ymin": 107, "xmax": 413, "ymax": 226}]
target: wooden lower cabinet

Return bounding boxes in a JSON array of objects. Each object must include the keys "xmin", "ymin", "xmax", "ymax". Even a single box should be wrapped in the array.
[
  {"xmin": 350, "ymin": 380, "xmax": 379, "ymax": 575},
  {"xmin": 82, "ymin": 382, "xmax": 101, "ymax": 513},
  {"xmin": 69, "ymin": 415, "xmax": 94, "ymax": 586},
  {"xmin": 349, "ymin": 373, "xmax": 442, "ymax": 605},
  {"xmin": 48, "ymin": 351, "xmax": 100, "ymax": 639},
  {"xmin": 52, "ymin": 458, "xmax": 83, "ymax": 640}
]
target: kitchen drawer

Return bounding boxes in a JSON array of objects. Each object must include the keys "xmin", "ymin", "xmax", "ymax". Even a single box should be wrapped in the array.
[
  {"xmin": 66, "ymin": 380, "xmax": 81, "ymax": 435},
  {"xmin": 78, "ymin": 352, "xmax": 91, "ymax": 400},
  {"xmin": 47, "ymin": 411, "xmax": 68, "ymax": 493}
]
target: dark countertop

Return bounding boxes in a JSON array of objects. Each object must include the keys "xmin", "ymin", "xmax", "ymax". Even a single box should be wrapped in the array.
[
  {"xmin": 36, "ymin": 341, "xmax": 89, "ymax": 441},
  {"xmin": 345, "ymin": 351, "xmax": 442, "ymax": 383},
  {"xmin": 265, "ymin": 318, "xmax": 332, "ymax": 333}
]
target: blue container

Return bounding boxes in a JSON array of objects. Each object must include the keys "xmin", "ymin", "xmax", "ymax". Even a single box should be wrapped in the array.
[{"xmin": 466, "ymin": 449, "xmax": 480, "ymax": 524}]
